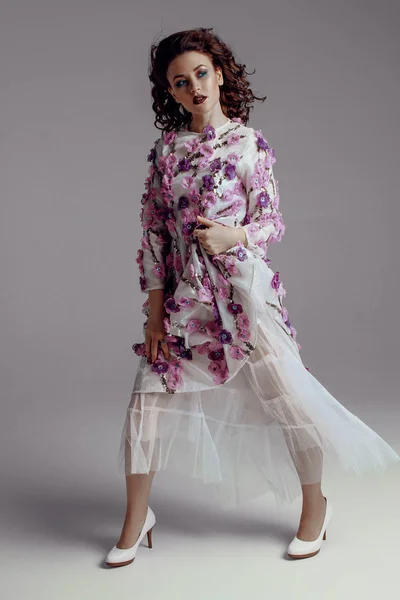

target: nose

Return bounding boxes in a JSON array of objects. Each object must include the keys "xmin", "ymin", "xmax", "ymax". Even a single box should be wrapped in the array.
[{"xmin": 190, "ymin": 81, "xmax": 201, "ymax": 95}]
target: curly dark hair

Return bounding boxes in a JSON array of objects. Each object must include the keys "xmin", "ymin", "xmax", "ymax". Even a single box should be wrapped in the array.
[{"xmin": 148, "ymin": 27, "xmax": 267, "ymax": 133}]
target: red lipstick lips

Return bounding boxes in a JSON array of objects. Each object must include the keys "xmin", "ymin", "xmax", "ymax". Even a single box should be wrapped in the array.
[{"xmin": 193, "ymin": 95, "xmax": 207, "ymax": 105}]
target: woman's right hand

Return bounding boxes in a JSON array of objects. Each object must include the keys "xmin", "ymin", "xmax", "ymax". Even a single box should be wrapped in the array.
[{"xmin": 145, "ymin": 315, "xmax": 170, "ymax": 364}]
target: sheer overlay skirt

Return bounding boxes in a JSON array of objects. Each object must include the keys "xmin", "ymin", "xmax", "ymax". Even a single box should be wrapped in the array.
[{"xmin": 118, "ymin": 305, "xmax": 400, "ymax": 509}]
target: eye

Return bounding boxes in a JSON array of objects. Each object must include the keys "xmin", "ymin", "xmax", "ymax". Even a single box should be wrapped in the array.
[
  {"xmin": 198, "ymin": 70, "xmax": 207, "ymax": 77},
  {"xmin": 176, "ymin": 80, "xmax": 186, "ymax": 88}
]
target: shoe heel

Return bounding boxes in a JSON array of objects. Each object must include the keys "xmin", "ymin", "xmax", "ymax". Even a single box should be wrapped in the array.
[{"xmin": 147, "ymin": 526, "xmax": 154, "ymax": 548}]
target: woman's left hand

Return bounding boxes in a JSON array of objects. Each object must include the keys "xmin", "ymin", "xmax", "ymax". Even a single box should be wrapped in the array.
[{"xmin": 193, "ymin": 215, "xmax": 246, "ymax": 255}]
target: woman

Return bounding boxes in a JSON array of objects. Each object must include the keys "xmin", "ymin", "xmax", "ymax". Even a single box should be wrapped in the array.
[{"xmin": 105, "ymin": 28, "xmax": 400, "ymax": 567}]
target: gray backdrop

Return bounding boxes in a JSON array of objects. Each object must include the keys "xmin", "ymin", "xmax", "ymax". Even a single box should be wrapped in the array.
[{"xmin": 1, "ymin": 0, "xmax": 399, "ymax": 594}]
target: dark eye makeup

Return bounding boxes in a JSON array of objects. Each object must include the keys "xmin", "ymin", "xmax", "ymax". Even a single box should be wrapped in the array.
[{"xmin": 176, "ymin": 70, "xmax": 208, "ymax": 88}]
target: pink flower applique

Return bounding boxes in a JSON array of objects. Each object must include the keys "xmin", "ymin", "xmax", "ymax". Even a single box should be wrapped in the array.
[
  {"xmin": 174, "ymin": 254, "xmax": 183, "ymax": 272},
  {"xmin": 233, "ymin": 181, "xmax": 243, "ymax": 195},
  {"xmin": 208, "ymin": 358, "xmax": 229, "ymax": 384},
  {"xmin": 199, "ymin": 143, "xmax": 214, "ymax": 158},
  {"xmin": 198, "ymin": 287, "xmax": 213, "ymax": 303},
  {"xmin": 187, "ymin": 319, "xmax": 202, "ymax": 333},
  {"xmin": 226, "ymin": 132, "xmax": 240, "ymax": 145},
  {"xmin": 152, "ymin": 263, "xmax": 166, "ymax": 279},
  {"xmin": 226, "ymin": 152, "xmax": 240, "ymax": 165},
  {"xmin": 166, "ymin": 219, "xmax": 176, "ymax": 235},
  {"xmin": 166, "ymin": 252, "xmax": 174, "ymax": 268},
  {"xmin": 164, "ymin": 131, "xmax": 177, "ymax": 145},
  {"xmin": 197, "ymin": 341, "xmax": 212, "ymax": 355},
  {"xmin": 165, "ymin": 153, "xmax": 178, "ymax": 168},
  {"xmin": 140, "ymin": 236, "xmax": 150, "ymax": 250},
  {"xmin": 203, "ymin": 191, "xmax": 216, "ymax": 207},
  {"xmin": 222, "ymin": 188, "xmax": 234, "ymax": 202},
  {"xmin": 185, "ymin": 137, "xmax": 201, "ymax": 153},
  {"xmin": 216, "ymin": 286, "xmax": 229, "ymax": 300},
  {"xmin": 181, "ymin": 176, "xmax": 195, "ymax": 189},
  {"xmin": 177, "ymin": 296, "xmax": 196, "ymax": 309},
  {"xmin": 237, "ymin": 328, "xmax": 251, "ymax": 342},
  {"xmin": 163, "ymin": 317, "xmax": 171, "ymax": 333},
  {"xmin": 189, "ymin": 188, "xmax": 201, "ymax": 204},
  {"xmin": 237, "ymin": 313, "xmax": 250, "ymax": 329},
  {"xmin": 225, "ymin": 257, "xmax": 239, "ymax": 276},
  {"xmin": 205, "ymin": 320, "xmax": 222, "ymax": 338},
  {"xmin": 229, "ymin": 345, "xmax": 245, "ymax": 360},
  {"xmin": 217, "ymin": 272, "xmax": 229, "ymax": 287}
]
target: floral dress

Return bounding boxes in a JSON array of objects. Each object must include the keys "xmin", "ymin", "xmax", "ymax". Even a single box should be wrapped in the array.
[{"xmin": 118, "ymin": 118, "xmax": 400, "ymax": 509}]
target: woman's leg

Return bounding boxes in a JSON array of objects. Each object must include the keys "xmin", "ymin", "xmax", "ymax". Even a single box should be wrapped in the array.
[
  {"xmin": 116, "ymin": 471, "xmax": 156, "ymax": 549},
  {"xmin": 287, "ymin": 443, "xmax": 326, "ymax": 541},
  {"xmin": 297, "ymin": 482, "xmax": 326, "ymax": 541},
  {"xmin": 245, "ymin": 328, "xmax": 327, "ymax": 541}
]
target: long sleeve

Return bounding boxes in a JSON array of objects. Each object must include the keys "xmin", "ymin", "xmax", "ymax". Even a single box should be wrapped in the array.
[
  {"xmin": 239, "ymin": 129, "xmax": 285, "ymax": 261},
  {"xmin": 136, "ymin": 138, "xmax": 171, "ymax": 293}
]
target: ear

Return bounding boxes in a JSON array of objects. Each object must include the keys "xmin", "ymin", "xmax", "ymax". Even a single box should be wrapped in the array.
[{"xmin": 216, "ymin": 68, "xmax": 224, "ymax": 86}]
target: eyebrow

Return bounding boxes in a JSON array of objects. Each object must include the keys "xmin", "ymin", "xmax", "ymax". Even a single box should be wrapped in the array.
[{"xmin": 173, "ymin": 64, "xmax": 207, "ymax": 81}]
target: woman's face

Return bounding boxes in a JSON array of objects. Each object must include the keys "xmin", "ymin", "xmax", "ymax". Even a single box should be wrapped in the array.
[{"xmin": 167, "ymin": 51, "xmax": 224, "ymax": 117}]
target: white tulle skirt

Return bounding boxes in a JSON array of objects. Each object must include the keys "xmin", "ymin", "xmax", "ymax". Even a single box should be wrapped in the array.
[{"xmin": 117, "ymin": 304, "xmax": 400, "ymax": 510}]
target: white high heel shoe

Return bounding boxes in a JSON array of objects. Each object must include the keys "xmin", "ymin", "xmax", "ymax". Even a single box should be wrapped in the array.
[
  {"xmin": 287, "ymin": 496, "xmax": 332, "ymax": 559},
  {"xmin": 105, "ymin": 506, "xmax": 156, "ymax": 567}
]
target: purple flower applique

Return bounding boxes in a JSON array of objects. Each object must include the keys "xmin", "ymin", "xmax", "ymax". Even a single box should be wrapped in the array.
[
  {"xmin": 178, "ymin": 157, "xmax": 192, "ymax": 172},
  {"xmin": 255, "ymin": 131, "xmax": 269, "ymax": 151},
  {"xmin": 203, "ymin": 124, "xmax": 216, "ymax": 140},
  {"xmin": 242, "ymin": 213, "xmax": 252, "ymax": 225},
  {"xmin": 224, "ymin": 164, "xmax": 236, "ymax": 180},
  {"xmin": 256, "ymin": 190, "xmax": 271, "ymax": 208},
  {"xmin": 151, "ymin": 360, "xmax": 169, "ymax": 374},
  {"xmin": 139, "ymin": 276, "xmax": 147, "ymax": 291},
  {"xmin": 218, "ymin": 329, "xmax": 233, "ymax": 344},
  {"xmin": 202, "ymin": 174, "xmax": 215, "ymax": 191},
  {"xmin": 164, "ymin": 297, "xmax": 181, "ymax": 314},
  {"xmin": 209, "ymin": 157, "xmax": 222, "ymax": 173},
  {"xmin": 179, "ymin": 348, "xmax": 193, "ymax": 360},
  {"xmin": 227, "ymin": 302, "xmax": 243, "ymax": 315},
  {"xmin": 147, "ymin": 147, "xmax": 156, "ymax": 163},
  {"xmin": 235, "ymin": 246, "xmax": 247, "ymax": 261},
  {"xmin": 271, "ymin": 271, "xmax": 281, "ymax": 291},
  {"xmin": 182, "ymin": 221, "xmax": 197, "ymax": 236},
  {"xmin": 132, "ymin": 342, "xmax": 146, "ymax": 356},
  {"xmin": 178, "ymin": 196, "xmax": 189, "ymax": 210}
]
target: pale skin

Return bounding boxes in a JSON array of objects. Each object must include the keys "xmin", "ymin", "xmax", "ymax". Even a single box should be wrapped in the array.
[{"xmin": 116, "ymin": 50, "xmax": 326, "ymax": 550}]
